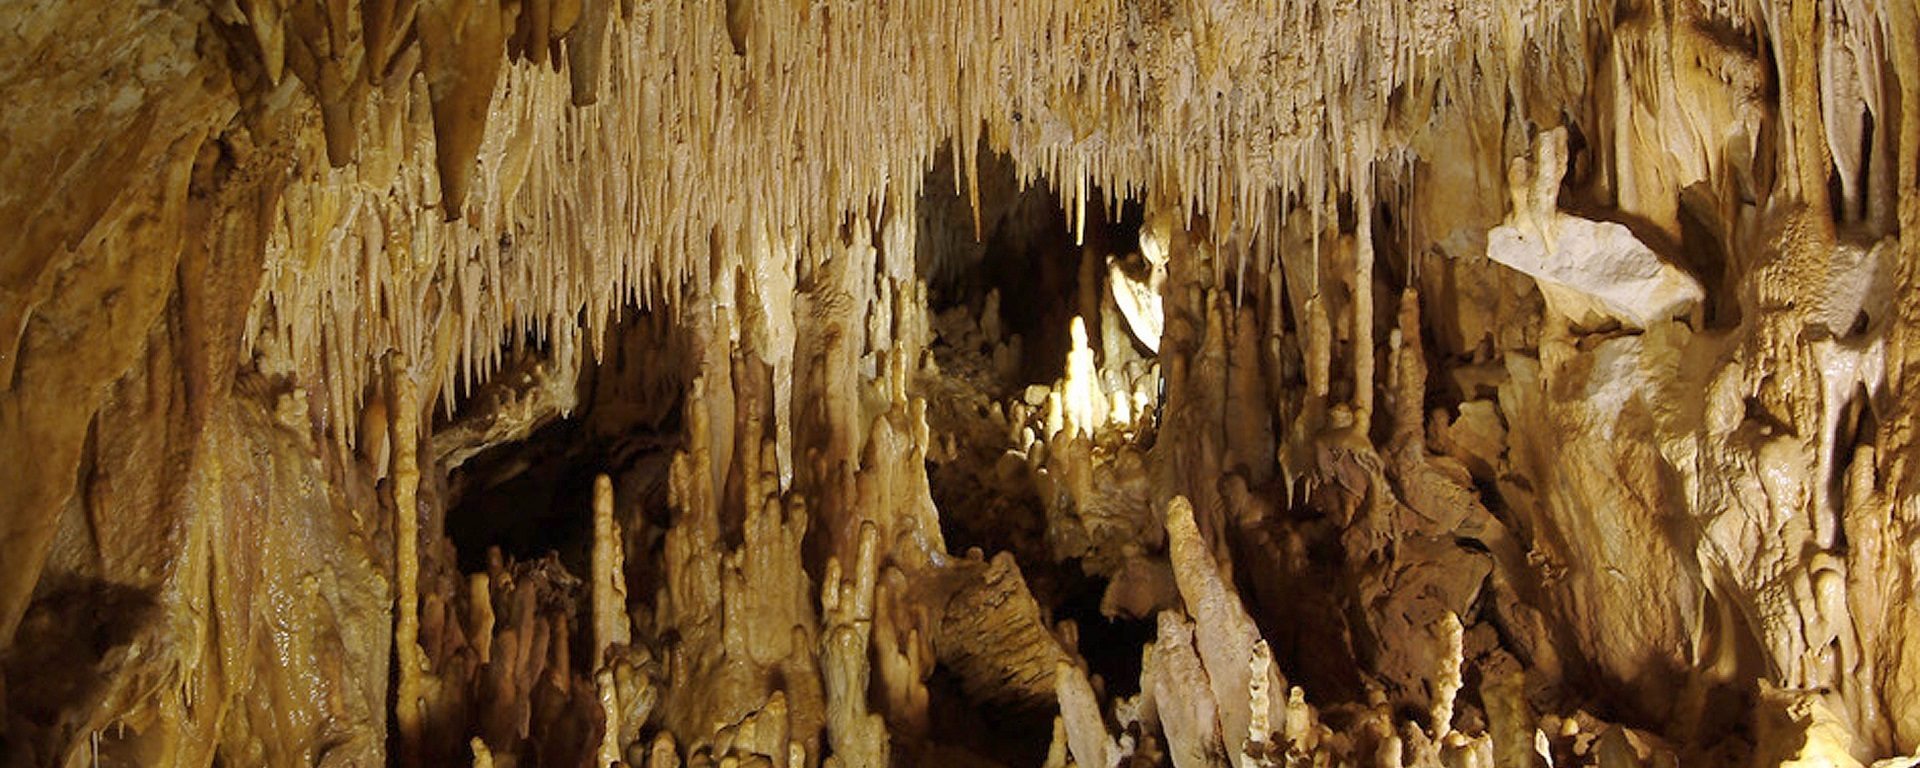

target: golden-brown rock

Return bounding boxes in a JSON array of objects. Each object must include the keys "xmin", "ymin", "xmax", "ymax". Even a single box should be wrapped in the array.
[{"xmin": 7, "ymin": 0, "xmax": 1920, "ymax": 765}]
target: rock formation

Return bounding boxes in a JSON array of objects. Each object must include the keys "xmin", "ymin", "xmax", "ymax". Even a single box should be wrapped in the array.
[{"xmin": 4, "ymin": 0, "xmax": 1920, "ymax": 766}]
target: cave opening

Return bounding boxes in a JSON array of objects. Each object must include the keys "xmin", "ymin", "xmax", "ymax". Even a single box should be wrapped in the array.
[
  {"xmin": 914, "ymin": 146, "xmax": 1157, "ymax": 561},
  {"xmin": 402, "ymin": 305, "xmax": 694, "ymax": 764},
  {"xmin": 919, "ymin": 148, "xmax": 1151, "ymax": 395},
  {"xmin": 437, "ymin": 307, "xmax": 689, "ymax": 577},
  {"xmin": 1052, "ymin": 561, "xmax": 1158, "ymax": 700},
  {"xmin": 907, "ymin": 146, "xmax": 1168, "ymax": 763}
]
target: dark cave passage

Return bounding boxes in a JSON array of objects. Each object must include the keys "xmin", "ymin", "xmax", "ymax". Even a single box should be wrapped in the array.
[{"xmin": 439, "ymin": 308, "xmax": 689, "ymax": 576}]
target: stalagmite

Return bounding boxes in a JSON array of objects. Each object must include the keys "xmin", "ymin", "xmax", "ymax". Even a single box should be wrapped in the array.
[
  {"xmin": 1057, "ymin": 660, "xmax": 1119, "ymax": 768},
  {"xmin": 1062, "ymin": 317, "xmax": 1106, "ymax": 437},
  {"xmin": 1151, "ymin": 613, "xmax": 1226, "ymax": 768},
  {"xmin": 471, "ymin": 737, "xmax": 497, "ymax": 768},
  {"xmin": 1430, "ymin": 613, "xmax": 1463, "ymax": 742},
  {"xmin": 1243, "ymin": 641, "xmax": 1276, "ymax": 765},
  {"xmin": 1164, "ymin": 496, "xmax": 1284, "ymax": 762},
  {"xmin": 592, "ymin": 474, "xmax": 630, "ymax": 656},
  {"xmin": 820, "ymin": 523, "xmax": 888, "ymax": 768},
  {"xmin": 593, "ymin": 474, "xmax": 631, "ymax": 767}
]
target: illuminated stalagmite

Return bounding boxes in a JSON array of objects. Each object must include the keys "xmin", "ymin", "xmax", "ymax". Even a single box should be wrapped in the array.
[{"xmin": 4, "ymin": 0, "xmax": 1920, "ymax": 766}]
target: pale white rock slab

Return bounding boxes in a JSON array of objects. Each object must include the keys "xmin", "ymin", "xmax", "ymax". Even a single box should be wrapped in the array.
[
  {"xmin": 1486, "ymin": 216, "xmax": 1702, "ymax": 329},
  {"xmin": 1486, "ymin": 127, "xmax": 1703, "ymax": 329}
]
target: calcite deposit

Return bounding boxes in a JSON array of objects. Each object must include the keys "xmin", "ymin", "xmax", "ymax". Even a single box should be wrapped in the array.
[{"xmin": 4, "ymin": 0, "xmax": 1920, "ymax": 766}]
